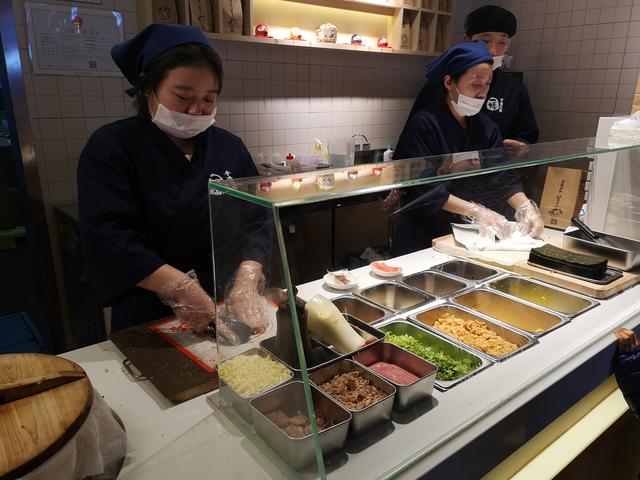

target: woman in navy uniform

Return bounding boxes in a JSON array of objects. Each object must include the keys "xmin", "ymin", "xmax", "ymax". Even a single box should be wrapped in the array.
[
  {"xmin": 78, "ymin": 24, "xmax": 270, "ymax": 334},
  {"xmin": 392, "ymin": 41, "xmax": 543, "ymax": 255},
  {"xmin": 614, "ymin": 328, "xmax": 640, "ymax": 418},
  {"xmin": 405, "ymin": 5, "xmax": 539, "ymax": 147}
]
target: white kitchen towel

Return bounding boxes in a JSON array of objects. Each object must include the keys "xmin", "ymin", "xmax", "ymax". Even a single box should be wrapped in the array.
[{"xmin": 452, "ymin": 223, "xmax": 544, "ymax": 251}]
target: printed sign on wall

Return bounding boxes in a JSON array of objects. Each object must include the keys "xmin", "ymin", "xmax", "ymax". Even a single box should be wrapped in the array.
[{"xmin": 25, "ymin": 2, "xmax": 124, "ymax": 76}]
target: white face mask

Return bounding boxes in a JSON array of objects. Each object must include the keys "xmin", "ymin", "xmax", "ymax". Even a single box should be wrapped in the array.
[
  {"xmin": 492, "ymin": 55, "xmax": 504, "ymax": 70},
  {"xmin": 151, "ymin": 96, "xmax": 216, "ymax": 139},
  {"xmin": 449, "ymin": 83, "xmax": 485, "ymax": 117}
]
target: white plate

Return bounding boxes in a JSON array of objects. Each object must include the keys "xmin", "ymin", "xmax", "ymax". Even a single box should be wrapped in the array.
[
  {"xmin": 323, "ymin": 272, "xmax": 358, "ymax": 290},
  {"xmin": 370, "ymin": 261, "xmax": 403, "ymax": 277}
]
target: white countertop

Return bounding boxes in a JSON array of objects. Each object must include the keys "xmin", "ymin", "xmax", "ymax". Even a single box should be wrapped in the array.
[{"xmin": 62, "ymin": 243, "xmax": 640, "ymax": 479}]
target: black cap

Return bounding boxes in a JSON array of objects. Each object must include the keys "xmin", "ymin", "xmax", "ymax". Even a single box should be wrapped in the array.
[{"xmin": 464, "ymin": 5, "xmax": 517, "ymax": 38}]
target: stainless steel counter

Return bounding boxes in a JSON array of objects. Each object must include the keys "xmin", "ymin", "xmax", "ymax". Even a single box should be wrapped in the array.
[{"xmin": 61, "ymin": 244, "xmax": 640, "ymax": 480}]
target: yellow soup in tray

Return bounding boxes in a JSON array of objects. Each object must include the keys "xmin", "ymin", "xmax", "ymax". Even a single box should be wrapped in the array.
[
  {"xmin": 453, "ymin": 290, "xmax": 563, "ymax": 335},
  {"xmin": 487, "ymin": 277, "xmax": 593, "ymax": 316}
]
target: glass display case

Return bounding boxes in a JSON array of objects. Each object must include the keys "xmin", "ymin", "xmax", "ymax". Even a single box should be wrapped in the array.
[{"xmin": 123, "ymin": 138, "xmax": 640, "ymax": 479}]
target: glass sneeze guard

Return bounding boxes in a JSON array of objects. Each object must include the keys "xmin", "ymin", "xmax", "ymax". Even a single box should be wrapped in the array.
[
  {"xmin": 201, "ymin": 138, "xmax": 640, "ymax": 479},
  {"xmin": 208, "ymin": 137, "xmax": 634, "ymax": 207}
]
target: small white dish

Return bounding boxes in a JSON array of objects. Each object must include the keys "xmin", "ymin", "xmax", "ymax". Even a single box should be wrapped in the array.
[
  {"xmin": 370, "ymin": 261, "xmax": 403, "ymax": 277},
  {"xmin": 323, "ymin": 271, "xmax": 358, "ymax": 290}
]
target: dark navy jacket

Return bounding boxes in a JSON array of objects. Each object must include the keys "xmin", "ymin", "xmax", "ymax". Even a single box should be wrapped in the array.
[
  {"xmin": 392, "ymin": 101, "xmax": 522, "ymax": 255},
  {"xmin": 405, "ymin": 68, "xmax": 539, "ymax": 144},
  {"xmin": 78, "ymin": 113, "xmax": 270, "ymax": 331},
  {"xmin": 615, "ymin": 347, "xmax": 640, "ymax": 417}
]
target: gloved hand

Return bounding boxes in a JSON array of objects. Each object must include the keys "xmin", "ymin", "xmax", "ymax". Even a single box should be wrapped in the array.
[
  {"xmin": 503, "ymin": 139, "xmax": 527, "ymax": 149},
  {"xmin": 226, "ymin": 261, "xmax": 269, "ymax": 335},
  {"xmin": 614, "ymin": 328, "xmax": 639, "ymax": 353},
  {"xmin": 157, "ymin": 270, "xmax": 215, "ymax": 333},
  {"xmin": 515, "ymin": 199, "xmax": 544, "ymax": 238},
  {"xmin": 382, "ymin": 189, "xmax": 401, "ymax": 214},
  {"xmin": 462, "ymin": 202, "xmax": 513, "ymax": 240}
]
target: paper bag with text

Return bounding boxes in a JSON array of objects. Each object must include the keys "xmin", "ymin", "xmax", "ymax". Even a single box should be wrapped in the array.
[
  {"xmin": 152, "ymin": 0, "xmax": 179, "ymax": 24},
  {"xmin": 539, "ymin": 166, "xmax": 587, "ymax": 230},
  {"xmin": 222, "ymin": 0, "xmax": 243, "ymax": 34},
  {"xmin": 189, "ymin": 0, "xmax": 213, "ymax": 32}
]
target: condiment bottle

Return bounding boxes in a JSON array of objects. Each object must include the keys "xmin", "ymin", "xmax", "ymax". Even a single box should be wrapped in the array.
[
  {"xmin": 383, "ymin": 145, "xmax": 394, "ymax": 162},
  {"xmin": 286, "ymin": 152, "xmax": 300, "ymax": 171}
]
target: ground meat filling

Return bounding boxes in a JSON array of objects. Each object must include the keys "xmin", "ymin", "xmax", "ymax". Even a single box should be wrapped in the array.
[{"xmin": 320, "ymin": 371, "xmax": 385, "ymax": 410}]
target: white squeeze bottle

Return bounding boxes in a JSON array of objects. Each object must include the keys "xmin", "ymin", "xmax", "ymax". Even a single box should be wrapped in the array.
[
  {"xmin": 383, "ymin": 145, "xmax": 394, "ymax": 162},
  {"xmin": 313, "ymin": 138, "xmax": 323, "ymax": 163}
]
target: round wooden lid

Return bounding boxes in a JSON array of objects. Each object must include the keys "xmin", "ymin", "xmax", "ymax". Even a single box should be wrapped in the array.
[{"xmin": 0, "ymin": 353, "xmax": 92, "ymax": 478}]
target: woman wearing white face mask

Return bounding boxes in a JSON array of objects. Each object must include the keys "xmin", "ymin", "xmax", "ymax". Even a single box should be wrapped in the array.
[
  {"xmin": 392, "ymin": 41, "xmax": 543, "ymax": 256},
  {"xmin": 78, "ymin": 24, "xmax": 271, "ymax": 335},
  {"xmin": 405, "ymin": 5, "xmax": 539, "ymax": 148}
]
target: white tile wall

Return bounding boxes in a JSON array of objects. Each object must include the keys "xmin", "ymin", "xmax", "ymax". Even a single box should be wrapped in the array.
[
  {"xmin": 496, "ymin": 0, "xmax": 640, "ymax": 141},
  {"xmin": 13, "ymin": 2, "xmax": 427, "ymax": 211},
  {"xmin": 10, "ymin": 0, "xmax": 428, "ymax": 339},
  {"xmin": 212, "ymin": 42, "xmax": 426, "ymax": 160},
  {"xmin": 12, "ymin": 0, "xmax": 640, "ymax": 203},
  {"xmin": 453, "ymin": 0, "xmax": 640, "ymax": 141}
]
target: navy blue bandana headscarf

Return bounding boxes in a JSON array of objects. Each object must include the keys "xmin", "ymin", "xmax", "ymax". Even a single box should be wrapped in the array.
[
  {"xmin": 425, "ymin": 40, "xmax": 493, "ymax": 84},
  {"xmin": 111, "ymin": 24, "xmax": 212, "ymax": 97}
]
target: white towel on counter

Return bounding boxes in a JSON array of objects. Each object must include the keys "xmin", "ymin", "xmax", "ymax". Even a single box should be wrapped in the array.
[{"xmin": 452, "ymin": 223, "xmax": 545, "ymax": 252}]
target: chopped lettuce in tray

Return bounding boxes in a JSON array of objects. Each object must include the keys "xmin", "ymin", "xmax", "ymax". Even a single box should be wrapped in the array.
[{"xmin": 385, "ymin": 332, "xmax": 476, "ymax": 381}]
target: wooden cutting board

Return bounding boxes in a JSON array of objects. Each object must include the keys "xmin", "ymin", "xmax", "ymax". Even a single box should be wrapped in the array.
[
  {"xmin": 432, "ymin": 232, "xmax": 560, "ymax": 268},
  {"xmin": 0, "ymin": 353, "xmax": 92, "ymax": 479},
  {"xmin": 109, "ymin": 318, "xmax": 218, "ymax": 403},
  {"xmin": 433, "ymin": 234, "xmax": 640, "ymax": 299},
  {"xmin": 511, "ymin": 261, "xmax": 640, "ymax": 299}
]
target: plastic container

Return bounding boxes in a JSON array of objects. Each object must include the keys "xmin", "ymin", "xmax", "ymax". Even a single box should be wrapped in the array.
[
  {"xmin": 328, "ymin": 138, "xmax": 355, "ymax": 167},
  {"xmin": 250, "ymin": 381, "xmax": 351, "ymax": 470},
  {"xmin": 383, "ymin": 145, "xmax": 394, "ymax": 162}
]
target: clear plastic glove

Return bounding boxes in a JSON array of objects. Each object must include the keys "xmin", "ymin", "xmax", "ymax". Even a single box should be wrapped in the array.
[
  {"xmin": 461, "ymin": 202, "xmax": 513, "ymax": 240},
  {"xmin": 382, "ymin": 189, "xmax": 401, "ymax": 214},
  {"xmin": 225, "ymin": 261, "xmax": 268, "ymax": 335},
  {"xmin": 157, "ymin": 270, "xmax": 215, "ymax": 333},
  {"xmin": 614, "ymin": 328, "xmax": 639, "ymax": 353},
  {"xmin": 515, "ymin": 199, "xmax": 544, "ymax": 238},
  {"xmin": 503, "ymin": 139, "xmax": 527, "ymax": 149}
]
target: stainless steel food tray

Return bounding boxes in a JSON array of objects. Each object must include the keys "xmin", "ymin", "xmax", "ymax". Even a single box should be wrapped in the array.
[
  {"xmin": 353, "ymin": 341, "xmax": 437, "ymax": 410},
  {"xmin": 250, "ymin": 381, "xmax": 351, "ymax": 470},
  {"xmin": 309, "ymin": 359, "xmax": 396, "ymax": 437},
  {"xmin": 259, "ymin": 336, "xmax": 339, "ymax": 373},
  {"xmin": 410, "ymin": 304, "xmax": 537, "ymax": 362},
  {"xmin": 331, "ymin": 295, "xmax": 392, "ymax": 325},
  {"xmin": 376, "ymin": 319, "xmax": 492, "ymax": 390},
  {"xmin": 401, "ymin": 270, "xmax": 472, "ymax": 298},
  {"xmin": 355, "ymin": 281, "xmax": 435, "ymax": 313},
  {"xmin": 432, "ymin": 259, "xmax": 501, "ymax": 284},
  {"xmin": 262, "ymin": 314, "xmax": 384, "ymax": 372},
  {"xmin": 485, "ymin": 275, "xmax": 598, "ymax": 318},
  {"xmin": 451, "ymin": 288, "xmax": 568, "ymax": 337},
  {"xmin": 563, "ymin": 229, "xmax": 640, "ymax": 271},
  {"xmin": 219, "ymin": 348, "xmax": 293, "ymax": 424},
  {"xmin": 322, "ymin": 314, "xmax": 385, "ymax": 357}
]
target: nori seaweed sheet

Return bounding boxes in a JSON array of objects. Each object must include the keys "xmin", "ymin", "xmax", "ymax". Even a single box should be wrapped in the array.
[{"xmin": 529, "ymin": 244, "xmax": 608, "ymax": 280}]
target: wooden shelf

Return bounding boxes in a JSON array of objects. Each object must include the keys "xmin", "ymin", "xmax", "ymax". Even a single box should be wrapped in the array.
[
  {"xmin": 205, "ymin": 32, "xmax": 436, "ymax": 55},
  {"xmin": 136, "ymin": 0, "xmax": 453, "ymax": 55}
]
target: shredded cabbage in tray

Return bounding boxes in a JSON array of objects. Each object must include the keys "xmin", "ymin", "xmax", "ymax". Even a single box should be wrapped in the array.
[{"xmin": 219, "ymin": 354, "xmax": 291, "ymax": 398}]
